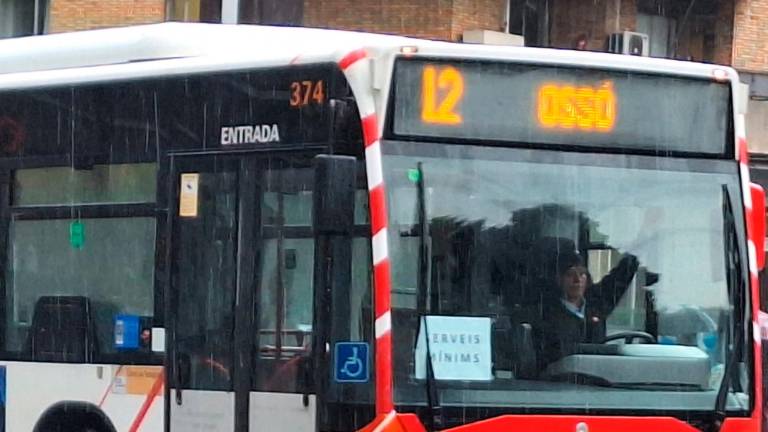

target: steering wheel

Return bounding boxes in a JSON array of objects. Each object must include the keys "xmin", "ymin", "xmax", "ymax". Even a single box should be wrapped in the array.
[{"xmin": 602, "ymin": 331, "xmax": 655, "ymax": 344}]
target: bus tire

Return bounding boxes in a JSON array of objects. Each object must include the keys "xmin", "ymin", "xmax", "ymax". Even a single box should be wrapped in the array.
[{"xmin": 32, "ymin": 401, "xmax": 117, "ymax": 432}]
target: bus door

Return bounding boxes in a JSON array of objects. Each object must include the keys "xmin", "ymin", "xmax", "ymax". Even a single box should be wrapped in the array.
[{"xmin": 168, "ymin": 153, "xmax": 319, "ymax": 432}]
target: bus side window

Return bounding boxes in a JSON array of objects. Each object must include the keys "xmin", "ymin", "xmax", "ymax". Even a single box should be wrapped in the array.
[
  {"xmin": 251, "ymin": 162, "xmax": 374, "ymax": 410},
  {"xmin": 254, "ymin": 166, "xmax": 315, "ymax": 393},
  {"xmin": 5, "ymin": 164, "xmax": 157, "ymax": 362}
]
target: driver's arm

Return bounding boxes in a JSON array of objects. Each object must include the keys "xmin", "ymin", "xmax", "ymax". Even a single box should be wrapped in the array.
[{"xmin": 587, "ymin": 254, "xmax": 639, "ymax": 317}]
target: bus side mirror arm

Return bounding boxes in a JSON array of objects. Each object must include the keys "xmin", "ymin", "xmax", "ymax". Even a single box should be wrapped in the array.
[{"xmin": 750, "ymin": 182, "xmax": 765, "ymax": 271}]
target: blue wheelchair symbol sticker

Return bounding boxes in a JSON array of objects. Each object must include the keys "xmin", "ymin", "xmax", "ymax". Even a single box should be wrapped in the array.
[{"xmin": 334, "ymin": 342, "xmax": 369, "ymax": 383}]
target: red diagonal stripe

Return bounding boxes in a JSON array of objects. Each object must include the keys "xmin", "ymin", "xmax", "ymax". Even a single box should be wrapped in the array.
[
  {"xmin": 97, "ymin": 365, "xmax": 123, "ymax": 408},
  {"xmin": 338, "ymin": 48, "xmax": 367, "ymax": 71},
  {"xmin": 128, "ymin": 370, "xmax": 164, "ymax": 432},
  {"xmin": 739, "ymin": 137, "xmax": 749, "ymax": 164},
  {"xmin": 369, "ymin": 185, "xmax": 388, "ymax": 234},
  {"xmin": 374, "ymin": 259, "xmax": 392, "ymax": 318},
  {"xmin": 375, "ymin": 331, "xmax": 393, "ymax": 414},
  {"xmin": 362, "ymin": 114, "xmax": 379, "ymax": 148}
]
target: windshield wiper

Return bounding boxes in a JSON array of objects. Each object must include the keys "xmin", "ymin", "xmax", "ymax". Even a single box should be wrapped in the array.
[
  {"xmin": 414, "ymin": 162, "xmax": 443, "ymax": 430},
  {"xmin": 712, "ymin": 185, "xmax": 747, "ymax": 431}
]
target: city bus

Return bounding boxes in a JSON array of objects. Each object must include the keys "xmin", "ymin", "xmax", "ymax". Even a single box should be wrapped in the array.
[{"xmin": 0, "ymin": 22, "xmax": 764, "ymax": 432}]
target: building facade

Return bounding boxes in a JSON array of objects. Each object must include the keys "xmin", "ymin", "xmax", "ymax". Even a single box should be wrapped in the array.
[{"xmin": 1, "ymin": 0, "xmax": 767, "ymax": 155}]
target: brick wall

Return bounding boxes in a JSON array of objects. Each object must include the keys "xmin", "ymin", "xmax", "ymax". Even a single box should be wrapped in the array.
[
  {"xmin": 49, "ymin": 0, "xmax": 165, "ymax": 33},
  {"xmin": 303, "ymin": 0, "xmax": 505, "ymax": 41},
  {"xmin": 46, "ymin": 0, "xmax": 763, "ymax": 73},
  {"xmin": 671, "ymin": 1, "xmax": 733, "ymax": 64},
  {"xmin": 551, "ymin": 0, "xmax": 733, "ymax": 64},
  {"xmin": 550, "ymin": 0, "xmax": 607, "ymax": 49},
  {"xmin": 733, "ymin": 0, "xmax": 768, "ymax": 73},
  {"xmin": 714, "ymin": 0, "xmax": 736, "ymax": 65},
  {"xmin": 550, "ymin": 0, "xmax": 636, "ymax": 50},
  {"xmin": 303, "ymin": 0, "xmax": 454, "ymax": 40},
  {"xmin": 450, "ymin": 0, "xmax": 506, "ymax": 40}
]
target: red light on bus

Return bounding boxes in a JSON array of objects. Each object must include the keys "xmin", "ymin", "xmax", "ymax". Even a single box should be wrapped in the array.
[{"xmin": 537, "ymin": 81, "xmax": 616, "ymax": 132}]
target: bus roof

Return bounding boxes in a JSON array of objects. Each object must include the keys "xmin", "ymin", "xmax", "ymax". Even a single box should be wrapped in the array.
[
  {"xmin": 0, "ymin": 22, "xmax": 736, "ymax": 90},
  {"xmin": 0, "ymin": 22, "xmax": 416, "ymax": 75}
]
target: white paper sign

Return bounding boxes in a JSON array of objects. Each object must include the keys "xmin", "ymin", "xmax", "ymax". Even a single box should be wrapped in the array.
[{"xmin": 414, "ymin": 315, "xmax": 492, "ymax": 381}]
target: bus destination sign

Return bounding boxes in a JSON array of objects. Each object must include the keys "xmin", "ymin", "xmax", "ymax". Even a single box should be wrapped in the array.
[{"xmin": 391, "ymin": 58, "xmax": 730, "ymax": 155}]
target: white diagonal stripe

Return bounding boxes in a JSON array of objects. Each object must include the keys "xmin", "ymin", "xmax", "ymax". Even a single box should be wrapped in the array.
[
  {"xmin": 372, "ymin": 228, "xmax": 388, "ymax": 265},
  {"xmin": 375, "ymin": 311, "xmax": 392, "ymax": 339},
  {"xmin": 749, "ymin": 240, "xmax": 758, "ymax": 277},
  {"xmin": 342, "ymin": 63, "xmax": 376, "ymax": 118},
  {"xmin": 741, "ymin": 163, "xmax": 752, "ymax": 210},
  {"xmin": 736, "ymin": 114, "xmax": 746, "ymax": 142},
  {"xmin": 372, "ymin": 410, "xmax": 397, "ymax": 432},
  {"xmin": 365, "ymin": 141, "xmax": 383, "ymax": 190}
]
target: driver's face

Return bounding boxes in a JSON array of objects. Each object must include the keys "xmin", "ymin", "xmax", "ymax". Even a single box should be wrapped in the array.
[{"xmin": 560, "ymin": 266, "xmax": 588, "ymax": 300}]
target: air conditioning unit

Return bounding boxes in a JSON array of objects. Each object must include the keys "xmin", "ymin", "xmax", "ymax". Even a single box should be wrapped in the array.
[
  {"xmin": 463, "ymin": 30, "xmax": 524, "ymax": 46},
  {"xmin": 606, "ymin": 31, "xmax": 649, "ymax": 56}
]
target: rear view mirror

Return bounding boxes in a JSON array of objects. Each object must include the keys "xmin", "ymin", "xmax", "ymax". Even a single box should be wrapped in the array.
[{"xmin": 750, "ymin": 182, "xmax": 766, "ymax": 271}]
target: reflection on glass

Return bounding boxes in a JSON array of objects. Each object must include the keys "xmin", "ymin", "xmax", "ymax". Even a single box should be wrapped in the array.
[
  {"xmin": 14, "ymin": 163, "xmax": 157, "ymax": 206},
  {"xmin": 255, "ymin": 167, "xmax": 315, "ymax": 393},
  {"xmin": 175, "ymin": 169, "xmax": 237, "ymax": 391},
  {"xmin": 383, "ymin": 141, "xmax": 747, "ymax": 414},
  {"xmin": 5, "ymin": 217, "xmax": 156, "ymax": 356},
  {"xmin": 254, "ymin": 165, "xmax": 373, "ymax": 395}
]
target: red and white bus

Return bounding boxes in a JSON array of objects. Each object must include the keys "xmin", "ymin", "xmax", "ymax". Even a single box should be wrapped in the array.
[{"xmin": 0, "ymin": 23, "xmax": 763, "ymax": 432}]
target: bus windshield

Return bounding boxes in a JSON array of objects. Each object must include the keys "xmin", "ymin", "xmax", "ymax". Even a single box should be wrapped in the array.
[{"xmin": 383, "ymin": 141, "xmax": 751, "ymax": 416}]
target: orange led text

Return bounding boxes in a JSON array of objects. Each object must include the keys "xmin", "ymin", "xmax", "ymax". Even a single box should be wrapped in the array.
[
  {"xmin": 537, "ymin": 81, "xmax": 616, "ymax": 132},
  {"xmin": 421, "ymin": 65, "xmax": 464, "ymax": 125},
  {"xmin": 290, "ymin": 80, "xmax": 325, "ymax": 107}
]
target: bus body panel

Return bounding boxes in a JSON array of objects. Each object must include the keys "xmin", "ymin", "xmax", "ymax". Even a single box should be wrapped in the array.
[
  {"xmin": 248, "ymin": 392, "xmax": 315, "ymax": 431},
  {"xmin": 1, "ymin": 361, "xmax": 163, "ymax": 431},
  {"xmin": 360, "ymin": 414, "xmax": 760, "ymax": 432},
  {"xmin": 437, "ymin": 416, "xmax": 712, "ymax": 432},
  {"xmin": 170, "ymin": 390, "xmax": 234, "ymax": 432}
]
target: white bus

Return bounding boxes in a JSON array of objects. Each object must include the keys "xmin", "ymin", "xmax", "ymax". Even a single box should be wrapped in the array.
[{"xmin": 0, "ymin": 22, "xmax": 763, "ymax": 432}]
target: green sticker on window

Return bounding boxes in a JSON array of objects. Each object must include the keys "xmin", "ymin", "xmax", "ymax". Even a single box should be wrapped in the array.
[
  {"xmin": 407, "ymin": 168, "xmax": 421, "ymax": 183},
  {"xmin": 70, "ymin": 220, "xmax": 85, "ymax": 249}
]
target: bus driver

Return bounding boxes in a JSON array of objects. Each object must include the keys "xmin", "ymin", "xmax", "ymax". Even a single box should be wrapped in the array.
[{"xmin": 537, "ymin": 248, "xmax": 658, "ymax": 368}]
